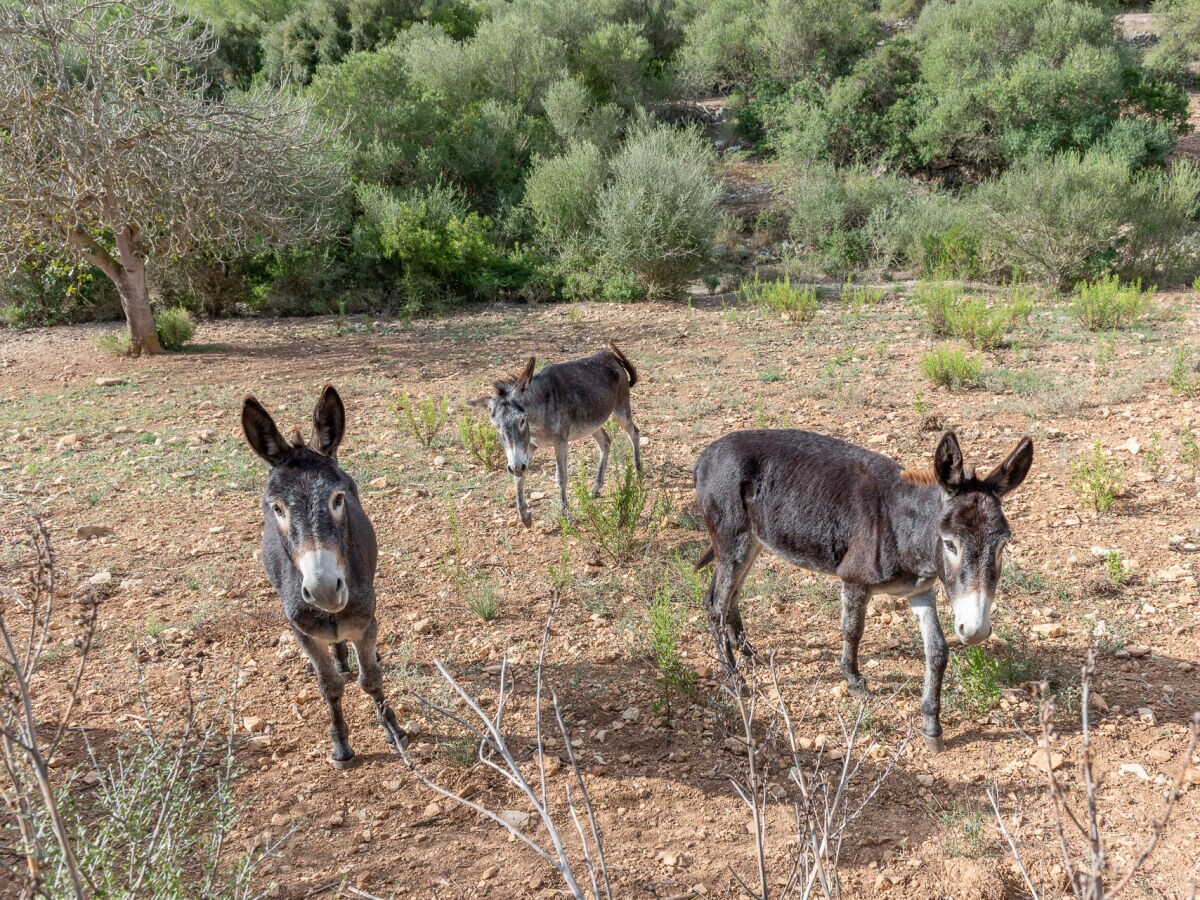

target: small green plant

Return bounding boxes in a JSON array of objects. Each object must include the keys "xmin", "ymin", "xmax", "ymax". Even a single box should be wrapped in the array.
[
  {"xmin": 1143, "ymin": 431, "xmax": 1164, "ymax": 478},
  {"xmin": 919, "ymin": 346, "xmax": 982, "ymax": 390},
  {"xmin": 702, "ymin": 272, "xmax": 721, "ymax": 294},
  {"xmin": 916, "ymin": 280, "xmax": 1026, "ymax": 349},
  {"xmin": 549, "ymin": 533, "xmax": 571, "ymax": 593},
  {"xmin": 1093, "ymin": 333, "xmax": 1116, "ymax": 375},
  {"xmin": 841, "ymin": 282, "xmax": 884, "ymax": 309},
  {"xmin": 457, "ymin": 408, "xmax": 503, "ymax": 470},
  {"xmin": 938, "ymin": 803, "xmax": 991, "ymax": 859},
  {"xmin": 1071, "ymin": 275, "xmax": 1154, "ymax": 331},
  {"xmin": 335, "ymin": 298, "xmax": 347, "ymax": 335},
  {"xmin": 563, "ymin": 459, "xmax": 669, "ymax": 564},
  {"xmin": 739, "ymin": 272, "xmax": 818, "ymax": 323},
  {"xmin": 913, "ymin": 389, "xmax": 929, "ymax": 416},
  {"xmin": 759, "ymin": 368, "xmax": 782, "ymax": 383},
  {"xmin": 1193, "ymin": 274, "xmax": 1200, "ymax": 293},
  {"xmin": 754, "ymin": 393, "xmax": 768, "ymax": 427},
  {"xmin": 950, "ymin": 634, "xmax": 1035, "ymax": 715},
  {"xmin": 96, "ymin": 332, "xmax": 131, "ymax": 356},
  {"xmin": 645, "ymin": 574, "xmax": 696, "ymax": 722},
  {"xmin": 394, "ymin": 392, "xmax": 447, "ymax": 449},
  {"xmin": 467, "ymin": 584, "xmax": 501, "ymax": 622},
  {"xmin": 154, "ymin": 306, "xmax": 195, "ymax": 351},
  {"xmin": 1105, "ymin": 549, "xmax": 1129, "ymax": 587},
  {"xmin": 1180, "ymin": 421, "xmax": 1200, "ymax": 477},
  {"xmin": 1070, "ymin": 443, "xmax": 1124, "ymax": 514},
  {"xmin": 145, "ymin": 610, "xmax": 166, "ymax": 639},
  {"xmin": 1167, "ymin": 343, "xmax": 1200, "ymax": 397}
]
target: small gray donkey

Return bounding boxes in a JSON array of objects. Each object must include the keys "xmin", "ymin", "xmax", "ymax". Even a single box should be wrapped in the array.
[{"xmin": 471, "ymin": 343, "xmax": 642, "ymax": 526}]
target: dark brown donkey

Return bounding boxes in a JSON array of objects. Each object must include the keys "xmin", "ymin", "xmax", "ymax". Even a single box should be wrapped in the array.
[
  {"xmin": 694, "ymin": 429, "xmax": 1033, "ymax": 751},
  {"xmin": 242, "ymin": 386, "xmax": 407, "ymax": 767}
]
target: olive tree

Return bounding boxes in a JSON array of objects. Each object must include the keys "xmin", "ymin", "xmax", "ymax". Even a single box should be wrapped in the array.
[{"xmin": 0, "ymin": 0, "xmax": 348, "ymax": 354}]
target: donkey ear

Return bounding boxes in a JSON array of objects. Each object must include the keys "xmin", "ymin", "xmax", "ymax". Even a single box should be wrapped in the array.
[
  {"xmin": 984, "ymin": 436, "xmax": 1033, "ymax": 497},
  {"xmin": 242, "ymin": 397, "xmax": 289, "ymax": 466},
  {"xmin": 515, "ymin": 356, "xmax": 535, "ymax": 391},
  {"xmin": 467, "ymin": 395, "xmax": 495, "ymax": 413},
  {"xmin": 933, "ymin": 431, "xmax": 966, "ymax": 494},
  {"xmin": 310, "ymin": 385, "xmax": 345, "ymax": 459}
]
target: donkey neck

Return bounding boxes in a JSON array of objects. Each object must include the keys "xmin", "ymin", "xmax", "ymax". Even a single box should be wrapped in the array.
[{"xmin": 890, "ymin": 477, "xmax": 945, "ymax": 579}]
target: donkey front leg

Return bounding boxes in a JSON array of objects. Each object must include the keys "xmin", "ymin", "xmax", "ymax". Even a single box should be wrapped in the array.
[
  {"xmin": 591, "ymin": 427, "xmax": 612, "ymax": 496},
  {"xmin": 909, "ymin": 591, "xmax": 949, "ymax": 752},
  {"xmin": 553, "ymin": 439, "xmax": 571, "ymax": 518},
  {"xmin": 352, "ymin": 620, "xmax": 409, "ymax": 752},
  {"xmin": 295, "ymin": 631, "xmax": 354, "ymax": 768},
  {"xmin": 839, "ymin": 582, "xmax": 870, "ymax": 698},
  {"xmin": 513, "ymin": 471, "xmax": 532, "ymax": 528}
]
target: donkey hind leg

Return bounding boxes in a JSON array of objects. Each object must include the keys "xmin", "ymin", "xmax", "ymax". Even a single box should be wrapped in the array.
[
  {"xmin": 352, "ymin": 620, "xmax": 409, "ymax": 752},
  {"xmin": 591, "ymin": 427, "xmax": 612, "ymax": 497},
  {"xmin": 612, "ymin": 395, "xmax": 642, "ymax": 474},
  {"xmin": 909, "ymin": 591, "xmax": 949, "ymax": 753},
  {"xmin": 513, "ymin": 470, "xmax": 532, "ymax": 528},
  {"xmin": 838, "ymin": 582, "xmax": 870, "ymax": 698},
  {"xmin": 553, "ymin": 439, "xmax": 571, "ymax": 518},
  {"xmin": 333, "ymin": 641, "xmax": 352, "ymax": 674},
  {"xmin": 703, "ymin": 536, "xmax": 762, "ymax": 680},
  {"xmin": 295, "ymin": 632, "xmax": 354, "ymax": 767}
]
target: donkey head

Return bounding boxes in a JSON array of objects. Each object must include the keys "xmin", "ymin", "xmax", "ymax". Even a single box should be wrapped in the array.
[
  {"xmin": 932, "ymin": 432, "xmax": 1033, "ymax": 647},
  {"xmin": 470, "ymin": 356, "xmax": 535, "ymax": 478},
  {"xmin": 242, "ymin": 386, "xmax": 355, "ymax": 614}
]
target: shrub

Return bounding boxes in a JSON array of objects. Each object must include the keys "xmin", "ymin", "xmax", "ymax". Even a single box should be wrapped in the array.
[
  {"xmin": 1105, "ymin": 550, "xmax": 1129, "ymax": 587},
  {"xmin": 524, "ymin": 142, "xmax": 607, "ymax": 254},
  {"xmin": 645, "ymin": 574, "xmax": 696, "ymax": 721},
  {"xmin": 1070, "ymin": 442, "xmax": 1123, "ymax": 515},
  {"xmin": 1180, "ymin": 421, "xmax": 1200, "ymax": 477},
  {"xmin": 1071, "ymin": 276, "xmax": 1154, "ymax": 331},
  {"xmin": 760, "ymin": 0, "xmax": 880, "ymax": 86},
  {"xmin": 593, "ymin": 120, "xmax": 723, "ymax": 298},
  {"xmin": 563, "ymin": 458, "xmax": 669, "ymax": 563},
  {"xmin": 949, "ymin": 640, "xmax": 1033, "ymax": 714},
  {"xmin": 393, "ymin": 391, "xmax": 447, "ymax": 448},
  {"xmin": 576, "ymin": 21, "xmax": 651, "ymax": 108},
  {"xmin": 542, "ymin": 77, "xmax": 623, "ymax": 150},
  {"xmin": 675, "ymin": 0, "xmax": 768, "ymax": 92},
  {"xmin": 1145, "ymin": 0, "xmax": 1200, "ymax": 80},
  {"xmin": 739, "ymin": 272, "xmax": 818, "ymax": 322},
  {"xmin": 458, "ymin": 407, "xmax": 504, "ymax": 470},
  {"xmin": 919, "ymin": 346, "xmax": 983, "ymax": 389},
  {"xmin": 154, "ymin": 306, "xmax": 196, "ymax": 351},
  {"xmin": 915, "ymin": 281, "xmax": 1027, "ymax": 349},
  {"xmin": 787, "ymin": 164, "xmax": 916, "ymax": 278},
  {"xmin": 912, "ymin": 0, "xmax": 1184, "ymax": 169},
  {"xmin": 1168, "ymin": 342, "xmax": 1200, "ymax": 397}
]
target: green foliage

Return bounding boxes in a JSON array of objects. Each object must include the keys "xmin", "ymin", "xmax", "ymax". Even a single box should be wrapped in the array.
[
  {"xmin": 563, "ymin": 458, "xmax": 669, "ymax": 563},
  {"xmin": 154, "ymin": 306, "xmax": 196, "ymax": 351},
  {"xmin": 1070, "ymin": 442, "xmax": 1123, "ymax": 515},
  {"xmin": 467, "ymin": 584, "xmax": 501, "ymax": 621},
  {"xmin": 1168, "ymin": 342, "xmax": 1200, "ymax": 397},
  {"xmin": 393, "ymin": 391, "xmax": 447, "ymax": 448},
  {"xmin": 912, "ymin": 0, "xmax": 1184, "ymax": 169},
  {"xmin": 1071, "ymin": 275, "xmax": 1154, "ymax": 331},
  {"xmin": 96, "ymin": 332, "xmax": 132, "ymax": 356},
  {"xmin": 1105, "ymin": 550, "xmax": 1129, "ymax": 587},
  {"xmin": 1145, "ymin": 0, "xmax": 1200, "ymax": 80},
  {"xmin": 787, "ymin": 164, "xmax": 916, "ymax": 278},
  {"xmin": 524, "ymin": 142, "xmax": 607, "ymax": 253},
  {"xmin": 949, "ymin": 640, "xmax": 1034, "ymax": 714},
  {"xmin": 739, "ymin": 272, "xmax": 818, "ymax": 322},
  {"xmin": 1180, "ymin": 420, "xmax": 1200, "ymax": 477},
  {"xmin": 593, "ymin": 120, "xmax": 723, "ymax": 298},
  {"xmin": 840, "ymin": 282, "xmax": 885, "ymax": 309},
  {"xmin": 975, "ymin": 153, "xmax": 1200, "ymax": 288},
  {"xmin": 458, "ymin": 407, "xmax": 504, "ymax": 470},
  {"xmin": 919, "ymin": 346, "xmax": 983, "ymax": 390},
  {"xmin": 916, "ymin": 281, "xmax": 1028, "ymax": 349},
  {"xmin": 645, "ymin": 574, "xmax": 697, "ymax": 720}
]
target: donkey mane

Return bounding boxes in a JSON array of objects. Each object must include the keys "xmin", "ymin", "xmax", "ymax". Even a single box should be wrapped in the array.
[{"xmin": 899, "ymin": 468, "xmax": 938, "ymax": 486}]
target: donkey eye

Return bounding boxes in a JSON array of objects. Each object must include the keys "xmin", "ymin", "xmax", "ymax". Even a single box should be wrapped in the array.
[
  {"xmin": 518, "ymin": 416, "xmax": 528, "ymax": 429},
  {"xmin": 271, "ymin": 500, "xmax": 286, "ymax": 518},
  {"xmin": 942, "ymin": 537, "xmax": 960, "ymax": 557},
  {"xmin": 330, "ymin": 492, "xmax": 345, "ymax": 513}
]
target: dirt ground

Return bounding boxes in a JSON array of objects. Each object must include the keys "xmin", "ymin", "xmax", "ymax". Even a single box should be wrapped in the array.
[{"xmin": 1, "ymin": 287, "xmax": 1199, "ymax": 898}]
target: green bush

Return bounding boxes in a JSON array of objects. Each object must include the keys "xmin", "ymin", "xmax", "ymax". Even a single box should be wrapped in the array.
[
  {"xmin": 919, "ymin": 346, "xmax": 983, "ymax": 389},
  {"xmin": 393, "ymin": 391, "xmax": 447, "ymax": 448},
  {"xmin": 645, "ymin": 573, "xmax": 696, "ymax": 721},
  {"xmin": 787, "ymin": 165, "xmax": 916, "ymax": 278},
  {"xmin": 1146, "ymin": 0, "xmax": 1200, "ymax": 80},
  {"xmin": 593, "ymin": 120, "xmax": 723, "ymax": 298},
  {"xmin": 1070, "ymin": 442, "xmax": 1123, "ymax": 514},
  {"xmin": 542, "ymin": 77, "xmax": 623, "ymax": 150},
  {"xmin": 915, "ymin": 281, "xmax": 1028, "ymax": 349},
  {"xmin": 739, "ymin": 272, "xmax": 818, "ymax": 322},
  {"xmin": 564, "ymin": 458, "xmax": 669, "ymax": 563},
  {"xmin": 912, "ymin": 0, "xmax": 1185, "ymax": 169},
  {"xmin": 458, "ymin": 407, "xmax": 504, "ymax": 470},
  {"xmin": 154, "ymin": 307, "xmax": 196, "ymax": 350},
  {"xmin": 524, "ymin": 142, "xmax": 607, "ymax": 253},
  {"xmin": 1071, "ymin": 275, "xmax": 1154, "ymax": 331},
  {"xmin": 975, "ymin": 152, "xmax": 1200, "ymax": 289}
]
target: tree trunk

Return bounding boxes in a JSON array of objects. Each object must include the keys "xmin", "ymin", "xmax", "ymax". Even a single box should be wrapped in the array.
[{"xmin": 115, "ymin": 262, "xmax": 162, "ymax": 356}]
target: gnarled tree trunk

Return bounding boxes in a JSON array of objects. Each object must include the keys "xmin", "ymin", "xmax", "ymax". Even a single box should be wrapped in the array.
[{"xmin": 114, "ymin": 262, "xmax": 161, "ymax": 357}]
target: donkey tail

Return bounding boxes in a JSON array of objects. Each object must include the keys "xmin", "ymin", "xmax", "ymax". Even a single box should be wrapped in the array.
[
  {"xmin": 608, "ymin": 341, "xmax": 639, "ymax": 388},
  {"xmin": 694, "ymin": 545, "xmax": 715, "ymax": 571}
]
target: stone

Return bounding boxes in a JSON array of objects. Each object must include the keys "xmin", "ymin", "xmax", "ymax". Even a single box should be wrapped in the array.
[
  {"xmin": 1029, "ymin": 749, "xmax": 1064, "ymax": 772},
  {"xmin": 369, "ymin": 476, "xmax": 387, "ymax": 489},
  {"xmin": 95, "ymin": 377, "xmax": 127, "ymax": 387},
  {"xmin": 1157, "ymin": 565, "xmax": 1188, "ymax": 582},
  {"xmin": 1137, "ymin": 707, "xmax": 1157, "ymax": 726},
  {"xmin": 87, "ymin": 572, "xmax": 112, "ymax": 586},
  {"xmin": 621, "ymin": 706, "xmax": 640, "ymax": 722},
  {"xmin": 77, "ymin": 525, "xmax": 115, "ymax": 540},
  {"xmin": 1125, "ymin": 644, "xmax": 1151, "ymax": 659},
  {"xmin": 412, "ymin": 618, "xmax": 432, "ymax": 635},
  {"xmin": 916, "ymin": 774, "xmax": 934, "ymax": 787},
  {"xmin": 242, "ymin": 716, "xmax": 265, "ymax": 733},
  {"xmin": 1030, "ymin": 622, "xmax": 1066, "ymax": 639},
  {"xmin": 1119, "ymin": 763, "xmax": 1150, "ymax": 781},
  {"xmin": 481, "ymin": 865, "xmax": 499, "ymax": 880},
  {"xmin": 499, "ymin": 809, "xmax": 530, "ymax": 830},
  {"xmin": 422, "ymin": 802, "xmax": 442, "ymax": 819}
]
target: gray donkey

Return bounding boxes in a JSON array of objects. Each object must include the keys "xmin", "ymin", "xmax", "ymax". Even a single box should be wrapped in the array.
[
  {"xmin": 471, "ymin": 343, "xmax": 642, "ymax": 527},
  {"xmin": 242, "ymin": 386, "xmax": 408, "ymax": 768},
  {"xmin": 694, "ymin": 429, "xmax": 1033, "ymax": 751}
]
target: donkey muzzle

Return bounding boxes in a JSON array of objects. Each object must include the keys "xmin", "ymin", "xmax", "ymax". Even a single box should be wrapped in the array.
[
  {"xmin": 298, "ymin": 549, "xmax": 348, "ymax": 612},
  {"xmin": 952, "ymin": 590, "xmax": 992, "ymax": 646}
]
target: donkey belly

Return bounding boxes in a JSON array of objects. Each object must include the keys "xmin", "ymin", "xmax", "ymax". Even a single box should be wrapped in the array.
[{"xmin": 754, "ymin": 531, "xmax": 842, "ymax": 579}]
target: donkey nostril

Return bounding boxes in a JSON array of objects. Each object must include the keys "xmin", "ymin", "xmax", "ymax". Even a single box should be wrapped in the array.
[{"xmin": 335, "ymin": 578, "xmax": 345, "ymax": 595}]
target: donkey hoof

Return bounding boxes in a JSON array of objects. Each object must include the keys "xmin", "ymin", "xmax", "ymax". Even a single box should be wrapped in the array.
[
  {"xmin": 847, "ymin": 679, "xmax": 871, "ymax": 699},
  {"xmin": 330, "ymin": 751, "xmax": 356, "ymax": 770},
  {"xmin": 519, "ymin": 513, "xmax": 533, "ymax": 529},
  {"xmin": 923, "ymin": 732, "xmax": 946, "ymax": 753}
]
